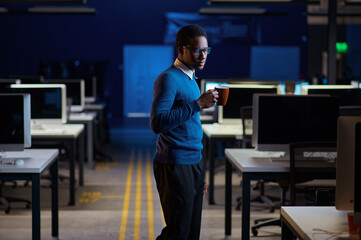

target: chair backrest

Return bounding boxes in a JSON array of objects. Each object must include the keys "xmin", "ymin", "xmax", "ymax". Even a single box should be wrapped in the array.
[
  {"xmin": 240, "ymin": 106, "xmax": 253, "ymax": 148},
  {"xmin": 240, "ymin": 106, "xmax": 252, "ymax": 136}
]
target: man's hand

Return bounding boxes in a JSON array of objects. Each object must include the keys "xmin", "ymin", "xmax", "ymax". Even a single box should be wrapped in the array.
[
  {"xmin": 197, "ymin": 89, "xmax": 218, "ymax": 109},
  {"xmin": 203, "ymin": 181, "xmax": 208, "ymax": 199}
]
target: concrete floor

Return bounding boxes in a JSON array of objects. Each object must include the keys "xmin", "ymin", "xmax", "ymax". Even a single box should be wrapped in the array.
[{"xmin": 0, "ymin": 134, "xmax": 283, "ymax": 240}]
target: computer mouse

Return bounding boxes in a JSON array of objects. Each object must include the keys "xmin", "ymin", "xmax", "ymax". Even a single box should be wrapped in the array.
[{"xmin": 15, "ymin": 159, "xmax": 24, "ymax": 166}]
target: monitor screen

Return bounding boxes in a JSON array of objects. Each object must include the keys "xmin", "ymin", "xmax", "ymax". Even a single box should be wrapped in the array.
[
  {"xmin": 252, "ymin": 94, "xmax": 339, "ymax": 152},
  {"xmin": 335, "ymin": 116, "xmax": 361, "ymax": 212},
  {"xmin": 200, "ymin": 79, "xmax": 229, "ymax": 93},
  {"xmin": 0, "ymin": 94, "xmax": 31, "ymax": 151},
  {"xmin": 44, "ymin": 79, "xmax": 85, "ymax": 112},
  {"xmin": 83, "ymin": 76, "xmax": 97, "ymax": 103},
  {"xmin": 301, "ymin": 85, "xmax": 355, "ymax": 95},
  {"xmin": 356, "ymin": 122, "xmax": 361, "ymax": 224},
  {"xmin": 219, "ymin": 85, "xmax": 278, "ymax": 123},
  {"xmin": 10, "ymin": 84, "xmax": 67, "ymax": 124},
  {"xmin": 307, "ymin": 88, "xmax": 361, "ymax": 107},
  {"xmin": 250, "ymin": 46, "xmax": 300, "ymax": 81}
]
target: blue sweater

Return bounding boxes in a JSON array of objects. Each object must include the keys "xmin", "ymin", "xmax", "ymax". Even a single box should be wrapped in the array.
[{"xmin": 150, "ymin": 65, "xmax": 203, "ymax": 165}]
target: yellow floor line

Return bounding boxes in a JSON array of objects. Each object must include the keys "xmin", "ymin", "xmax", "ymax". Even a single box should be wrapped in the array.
[
  {"xmin": 118, "ymin": 151, "xmax": 134, "ymax": 240},
  {"xmin": 134, "ymin": 151, "xmax": 142, "ymax": 240},
  {"xmin": 146, "ymin": 151, "xmax": 155, "ymax": 239}
]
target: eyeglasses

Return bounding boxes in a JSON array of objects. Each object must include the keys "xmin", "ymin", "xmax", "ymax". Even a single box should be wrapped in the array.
[{"xmin": 183, "ymin": 46, "xmax": 212, "ymax": 55}]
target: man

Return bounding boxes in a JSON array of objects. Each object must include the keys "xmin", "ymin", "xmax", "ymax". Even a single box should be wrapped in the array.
[{"xmin": 150, "ymin": 25, "xmax": 218, "ymax": 240}]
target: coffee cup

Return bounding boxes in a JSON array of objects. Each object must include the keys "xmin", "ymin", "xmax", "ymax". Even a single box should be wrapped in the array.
[{"xmin": 215, "ymin": 86, "xmax": 229, "ymax": 106}]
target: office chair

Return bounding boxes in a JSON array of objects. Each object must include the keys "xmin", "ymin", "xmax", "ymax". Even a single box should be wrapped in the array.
[
  {"xmin": 240, "ymin": 106, "xmax": 252, "ymax": 148},
  {"xmin": 251, "ymin": 141, "xmax": 337, "ymax": 236},
  {"xmin": 288, "ymin": 141, "xmax": 336, "ymax": 206},
  {"xmin": 0, "ymin": 181, "xmax": 31, "ymax": 214},
  {"xmin": 236, "ymin": 106, "xmax": 280, "ymax": 212},
  {"xmin": 251, "ymin": 180, "xmax": 288, "ymax": 236}
]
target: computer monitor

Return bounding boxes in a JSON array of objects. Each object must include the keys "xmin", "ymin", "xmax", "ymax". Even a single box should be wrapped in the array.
[
  {"xmin": 355, "ymin": 122, "xmax": 361, "ymax": 225},
  {"xmin": 335, "ymin": 117, "xmax": 361, "ymax": 219},
  {"xmin": 218, "ymin": 85, "xmax": 279, "ymax": 124},
  {"xmin": 0, "ymin": 93, "xmax": 31, "ymax": 151},
  {"xmin": 301, "ymin": 85, "xmax": 354, "ymax": 94},
  {"xmin": 302, "ymin": 85, "xmax": 361, "ymax": 107},
  {"xmin": 277, "ymin": 81, "xmax": 309, "ymax": 95},
  {"xmin": 44, "ymin": 79, "xmax": 85, "ymax": 112},
  {"xmin": 0, "ymin": 79, "xmax": 21, "ymax": 93},
  {"xmin": 10, "ymin": 84, "xmax": 67, "ymax": 125},
  {"xmin": 252, "ymin": 94, "xmax": 339, "ymax": 155},
  {"xmin": 10, "ymin": 75, "xmax": 45, "ymax": 84},
  {"xmin": 200, "ymin": 79, "xmax": 230, "ymax": 94},
  {"xmin": 83, "ymin": 76, "xmax": 97, "ymax": 103}
]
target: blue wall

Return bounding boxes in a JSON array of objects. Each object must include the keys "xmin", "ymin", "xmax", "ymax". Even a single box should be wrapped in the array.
[{"xmin": 0, "ymin": 1, "xmax": 307, "ymax": 129}]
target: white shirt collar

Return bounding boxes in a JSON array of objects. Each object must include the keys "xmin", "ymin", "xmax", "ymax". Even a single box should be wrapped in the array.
[{"xmin": 174, "ymin": 58, "xmax": 196, "ymax": 80}]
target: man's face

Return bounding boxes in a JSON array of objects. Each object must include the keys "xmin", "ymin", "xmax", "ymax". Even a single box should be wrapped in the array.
[{"xmin": 179, "ymin": 36, "xmax": 209, "ymax": 71}]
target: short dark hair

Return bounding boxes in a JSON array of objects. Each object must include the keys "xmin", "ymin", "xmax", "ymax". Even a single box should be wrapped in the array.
[{"xmin": 176, "ymin": 25, "xmax": 207, "ymax": 50}]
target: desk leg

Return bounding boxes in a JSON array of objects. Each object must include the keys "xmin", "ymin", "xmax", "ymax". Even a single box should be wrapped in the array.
[
  {"xmin": 32, "ymin": 173, "xmax": 41, "ymax": 240},
  {"xmin": 69, "ymin": 139, "xmax": 76, "ymax": 206},
  {"xmin": 50, "ymin": 157, "xmax": 59, "ymax": 239},
  {"xmin": 225, "ymin": 158, "xmax": 232, "ymax": 236},
  {"xmin": 281, "ymin": 218, "xmax": 296, "ymax": 240},
  {"xmin": 241, "ymin": 174, "xmax": 251, "ymax": 240},
  {"xmin": 87, "ymin": 121, "xmax": 94, "ymax": 169},
  {"xmin": 78, "ymin": 133, "xmax": 84, "ymax": 187},
  {"xmin": 208, "ymin": 137, "xmax": 215, "ymax": 205}
]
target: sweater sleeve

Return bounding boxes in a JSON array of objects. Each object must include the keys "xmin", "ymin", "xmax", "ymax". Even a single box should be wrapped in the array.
[{"xmin": 150, "ymin": 73, "xmax": 201, "ymax": 134}]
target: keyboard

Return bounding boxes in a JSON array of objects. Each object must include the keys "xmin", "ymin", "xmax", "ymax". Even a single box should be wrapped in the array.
[
  {"xmin": 31, "ymin": 129, "xmax": 65, "ymax": 135},
  {"xmin": 0, "ymin": 158, "xmax": 17, "ymax": 165}
]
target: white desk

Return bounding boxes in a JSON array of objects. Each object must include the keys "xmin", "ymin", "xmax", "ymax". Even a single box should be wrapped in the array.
[
  {"xmin": 84, "ymin": 102, "xmax": 110, "ymax": 150},
  {"xmin": 224, "ymin": 148, "xmax": 336, "ymax": 240},
  {"xmin": 0, "ymin": 149, "xmax": 59, "ymax": 240},
  {"xmin": 69, "ymin": 112, "xmax": 97, "ymax": 169},
  {"xmin": 202, "ymin": 123, "xmax": 243, "ymax": 204},
  {"xmin": 31, "ymin": 124, "xmax": 84, "ymax": 138},
  {"xmin": 200, "ymin": 114, "xmax": 214, "ymax": 123},
  {"xmin": 281, "ymin": 206, "xmax": 358, "ymax": 240},
  {"xmin": 31, "ymin": 124, "xmax": 85, "ymax": 206}
]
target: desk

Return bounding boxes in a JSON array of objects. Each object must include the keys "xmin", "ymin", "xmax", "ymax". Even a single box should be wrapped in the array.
[
  {"xmin": 281, "ymin": 206, "xmax": 357, "ymax": 240},
  {"xmin": 0, "ymin": 149, "xmax": 59, "ymax": 240},
  {"xmin": 202, "ymin": 123, "xmax": 243, "ymax": 204},
  {"xmin": 31, "ymin": 124, "xmax": 85, "ymax": 206},
  {"xmin": 69, "ymin": 112, "xmax": 97, "ymax": 169},
  {"xmin": 84, "ymin": 103, "xmax": 108, "ymax": 143},
  {"xmin": 200, "ymin": 114, "xmax": 214, "ymax": 123},
  {"xmin": 224, "ymin": 149, "xmax": 336, "ymax": 240}
]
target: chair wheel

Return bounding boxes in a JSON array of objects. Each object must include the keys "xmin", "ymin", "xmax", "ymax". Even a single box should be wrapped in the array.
[
  {"xmin": 269, "ymin": 207, "xmax": 275, "ymax": 213},
  {"xmin": 5, "ymin": 207, "xmax": 10, "ymax": 214},
  {"xmin": 235, "ymin": 202, "xmax": 241, "ymax": 211},
  {"xmin": 26, "ymin": 203, "xmax": 31, "ymax": 209},
  {"xmin": 252, "ymin": 227, "xmax": 258, "ymax": 236}
]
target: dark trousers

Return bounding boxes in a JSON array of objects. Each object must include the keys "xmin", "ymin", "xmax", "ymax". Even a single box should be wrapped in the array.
[{"xmin": 153, "ymin": 160, "xmax": 205, "ymax": 240}]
